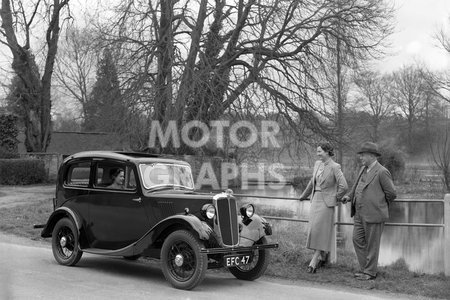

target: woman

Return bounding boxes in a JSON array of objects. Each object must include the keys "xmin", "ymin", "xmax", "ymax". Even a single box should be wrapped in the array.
[
  {"xmin": 107, "ymin": 168, "xmax": 125, "ymax": 189},
  {"xmin": 299, "ymin": 143, "xmax": 348, "ymax": 273}
]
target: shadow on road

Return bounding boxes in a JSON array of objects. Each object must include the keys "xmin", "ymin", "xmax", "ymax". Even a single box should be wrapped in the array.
[{"xmin": 74, "ymin": 254, "xmax": 248, "ymax": 290}]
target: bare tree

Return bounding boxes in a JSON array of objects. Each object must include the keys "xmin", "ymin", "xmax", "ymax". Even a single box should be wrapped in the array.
[
  {"xmin": 392, "ymin": 65, "xmax": 427, "ymax": 150},
  {"xmin": 430, "ymin": 125, "xmax": 450, "ymax": 192},
  {"xmin": 0, "ymin": 0, "xmax": 70, "ymax": 152},
  {"xmin": 420, "ymin": 20, "xmax": 450, "ymax": 110},
  {"xmin": 96, "ymin": 0, "xmax": 394, "ymax": 153},
  {"xmin": 54, "ymin": 24, "xmax": 99, "ymax": 121},
  {"xmin": 354, "ymin": 70, "xmax": 394, "ymax": 142}
]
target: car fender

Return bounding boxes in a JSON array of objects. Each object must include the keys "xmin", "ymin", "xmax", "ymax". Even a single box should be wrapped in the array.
[
  {"xmin": 238, "ymin": 214, "xmax": 272, "ymax": 247},
  {"xmin": 41, "ymin": 207, "xmax": 82, "ymax": 238},
  {"xmin": 132, "ymin": 214, "xmax": 213, "ymax": 254}
]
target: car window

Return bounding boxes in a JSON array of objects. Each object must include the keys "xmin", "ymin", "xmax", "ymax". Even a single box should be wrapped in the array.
[
  {"xmin": 126, "ymin": 168, "xmax": 137, "ymax": 189},
  {"xmin": 139, "ymin": 163, "xmax": 194, "ymax": 190},
  {"xmin": 95, "ymin": 163, "xmax": 136, "ymax": 191},
  {"xmin": 66, "ymin": 162, "xmax": 91, "ymax": 187}
]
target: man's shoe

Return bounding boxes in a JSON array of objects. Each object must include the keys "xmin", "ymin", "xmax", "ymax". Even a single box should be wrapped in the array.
[
  {"xmin": 353, "ymin": 272, "xmax": 365, "ymax": 277},
  {"xmin": 356, "ymin": 273, "xmax": 376, "ymax": 281}
]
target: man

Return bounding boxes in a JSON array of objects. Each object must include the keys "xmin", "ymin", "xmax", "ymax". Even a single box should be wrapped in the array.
[{"xmin": 342, "ymin": 142, "xmax": 396, "ymax": 280}]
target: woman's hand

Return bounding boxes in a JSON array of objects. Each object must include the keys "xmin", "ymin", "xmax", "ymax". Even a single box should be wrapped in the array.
[{"xmin": 340, "ymin": 195, "xmax": 350, "ymax": 204}]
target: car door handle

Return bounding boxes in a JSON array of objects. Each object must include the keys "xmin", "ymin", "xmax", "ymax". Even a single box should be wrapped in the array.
[{"xmin": 132, "ymin": 197, "xmax": 142, "ymax": 203}]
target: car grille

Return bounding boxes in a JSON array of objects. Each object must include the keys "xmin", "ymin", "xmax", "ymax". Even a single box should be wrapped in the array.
[{"xmin": 214, "ymin": 196, "xmax": 239, "ymax": 247}]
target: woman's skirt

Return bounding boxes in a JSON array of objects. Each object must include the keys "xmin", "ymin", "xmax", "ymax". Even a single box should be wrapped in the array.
[{"xmin": 306, "ymin": 192, "xmax": 334, "ymax": 252}]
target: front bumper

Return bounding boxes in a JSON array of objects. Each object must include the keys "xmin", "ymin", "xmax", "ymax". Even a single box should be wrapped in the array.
[{"xmin": 200, "ymin": 243, "xmax": 278, "ymax": 254}]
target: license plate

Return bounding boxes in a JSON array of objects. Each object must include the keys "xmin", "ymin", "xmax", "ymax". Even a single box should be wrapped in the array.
[{"xmin": 224, "ymin": 254, "xmax": 252, "ymax": 267}]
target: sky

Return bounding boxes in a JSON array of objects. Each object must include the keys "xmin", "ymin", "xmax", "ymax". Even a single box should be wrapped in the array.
[
  {"xmin": 378, "ymin": 0, "xmax": 450, "ymax": 72},
  {"xmin": 1, "ymin": 0, "xmax": 450, "ymax": 97}
]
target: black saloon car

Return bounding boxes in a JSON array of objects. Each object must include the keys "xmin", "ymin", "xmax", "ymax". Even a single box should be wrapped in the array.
[{"xmin": 40, "ymin": 151, "xmax": 278, "ymax": 290}]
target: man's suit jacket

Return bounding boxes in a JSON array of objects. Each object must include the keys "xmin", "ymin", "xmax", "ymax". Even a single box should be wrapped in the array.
[
  {"xmin": 299, "ymin": 160, "xmax": 348, "ymax": 207},
  {"xmin": 347, "ymin": 161, "xmax": 397, "ymax": 223}
]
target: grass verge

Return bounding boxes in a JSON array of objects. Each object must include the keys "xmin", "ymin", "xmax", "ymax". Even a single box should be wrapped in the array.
[
  {"xmin": 0, "ymin": 199, "xmax": 449, "ymax": 299},
  {"xmin": 265, "ymin": 220, "xmax": 450, "ymax": 299},
  {"xmin": 0, "ymin": 198, "xmax": 53, "ymax": 239}
]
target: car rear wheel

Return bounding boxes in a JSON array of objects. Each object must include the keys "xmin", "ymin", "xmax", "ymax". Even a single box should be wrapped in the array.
[
  {"xmin": 51, "ymin": 218, "xmax": 83, "ymax": 266},
  {"xmin": 160, "ymin": 230, "xmax": 207, "ymax": 290},
  {"xmin": 228, "ymin": 237, "xmax": 270, "ymax": 281}
]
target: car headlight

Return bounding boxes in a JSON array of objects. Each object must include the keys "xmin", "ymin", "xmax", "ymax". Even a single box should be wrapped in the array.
[
  {"xmin": 202, "ymin": 204, "xmax": 216, "ymax": 219},
  {"xmin": 240, "ymin": 204, "xmax": 255, "ymax": 218}
]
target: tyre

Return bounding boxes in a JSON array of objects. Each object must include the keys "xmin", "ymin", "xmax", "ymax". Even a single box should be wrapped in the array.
[
  {"xmin": 160, "ymin": 230, "xmax": 208, "ymax": 290},
  {"xmin": 51, "ymin": 218, "xmax": 83, "ymax": 266},
  {"xmin": 228, "ymin": 237, "xmax": 270, "ymax": 281}
]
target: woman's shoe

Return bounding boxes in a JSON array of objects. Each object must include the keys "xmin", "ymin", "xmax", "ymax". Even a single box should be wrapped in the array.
[
  {"xmin": 317, "ymin": 258, "xmax": 327, "ymax": 268},
  {"xmin": 317, "ymin": 253, "xmax": 329, "ymax": 268},
  {"xmin": 306, "ymin": 266, "xmax": 316, "ymax": 273},
  {"xmin": 317, "ymin": 260, "xmax": 324, "ymax": 268}
]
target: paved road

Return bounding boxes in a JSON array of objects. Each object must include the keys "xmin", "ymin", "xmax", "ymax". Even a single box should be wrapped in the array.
[{"xmin": 0, "ymin": 233, "xmax": 427, "ymax": 300}]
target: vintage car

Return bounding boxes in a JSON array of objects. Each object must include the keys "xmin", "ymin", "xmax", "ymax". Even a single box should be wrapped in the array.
[{"xmin": 39, "ymin": 151, "xmax": 278, "ymax": 290}]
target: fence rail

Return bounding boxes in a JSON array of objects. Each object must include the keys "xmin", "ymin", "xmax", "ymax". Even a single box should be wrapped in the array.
[
  {"xmin": 261, "ymin": 216, "xmax": 445, "ymax": 228},
  {"xmin": 234, "ymin": 192, "xmax": 449, "ymax": 276}
]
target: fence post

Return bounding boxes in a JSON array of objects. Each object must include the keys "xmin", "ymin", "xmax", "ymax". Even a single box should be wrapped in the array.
[
  {"xmin": 330, "ymin": 207, "xmax": 337, "ymax": 263},
  {"xmin": 445, "ymin": 194, "xmax": 450, "ymax": 276}
]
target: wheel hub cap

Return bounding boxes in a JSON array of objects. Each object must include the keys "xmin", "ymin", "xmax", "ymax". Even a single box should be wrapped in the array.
[
  {"xmin": 174, "ymin": 254, "xmax": 184, "ymax": 267},
  {"xmin": 60, "ymin": 236, "xmax": 67, "ymax": 247}
]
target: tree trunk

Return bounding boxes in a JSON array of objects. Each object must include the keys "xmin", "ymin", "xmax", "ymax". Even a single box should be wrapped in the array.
[
  {"xmin": 1, "ymin": 0, "xmax": 68, "ymax": 152},
  {"xmin": 154, "ymin": 0, "xmax": 174, "ymax": 124},
  {"xmin": 372, "ymin": 118, "xmax": 380, "ymax": 142}
]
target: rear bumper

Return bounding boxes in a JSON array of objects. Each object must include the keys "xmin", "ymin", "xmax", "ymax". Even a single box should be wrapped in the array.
[{"xmin": 200, "ymin": 243, "xmax": 278, "ymax": 254}]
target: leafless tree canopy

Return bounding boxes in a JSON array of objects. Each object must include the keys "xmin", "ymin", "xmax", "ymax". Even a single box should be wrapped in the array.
[
  {"xmin": 54, "ymin": 25, "xmax": 99, "ymax": 120},
  {"xmin": 392, "ymin": 65, "xmax": 428, "ymax": 149},
  {"xmin": 93, "ymin": 0, "xmax": 393, "ymax": 148},
  {"xmin": 354, "ymin": 70, "xmax": 394, "ymax": 141}
]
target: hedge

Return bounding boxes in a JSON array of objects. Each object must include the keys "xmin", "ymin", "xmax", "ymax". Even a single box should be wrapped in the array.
[
  {"xmin": 378, "ymin": 147, "xmax": 405, "ymax": 183},
  {"xmin": 0, "ymin": 159, "xmax": 47, "ymax": 185},
  {"xmin": 0, "ymin": 148, "xmax": 20, "ymax": 159},
  {"xmin": 0, "ymin": 114, "xmax": 19, "ymax": 156}
]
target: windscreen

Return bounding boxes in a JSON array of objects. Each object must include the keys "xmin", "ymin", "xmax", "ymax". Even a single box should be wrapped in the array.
[{"xmin": 139, "ymin": 163, "xmax": 194, "ymax": 190}]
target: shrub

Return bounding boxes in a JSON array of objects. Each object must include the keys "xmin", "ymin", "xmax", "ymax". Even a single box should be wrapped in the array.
[
  {"xmin": 342, "ymin": 157, "xmax": 361, "ymax": 187},
  {"xmin": 0, "ymin": 148, "xmax": 20, "ymax": 159},
  {"xmin": 0, "ymin": 114, "xmax": 19, "ymax": 157},
  {"xmin": 291, "ymin": 175, "xmax": 310, "ymax": 190},
  {"xmin": 389, "ymin": 258, "xmax": 410, "ymax": 272},
  {"xmin": 0, "ymin": 159, "xmax": 47, "ymax": 184},
  {"xmin": 379, "ymin": 147, "xmax": 406, "ymax": 182}
]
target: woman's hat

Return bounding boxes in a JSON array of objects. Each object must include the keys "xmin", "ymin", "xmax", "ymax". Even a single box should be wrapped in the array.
[{"xmin": 357, "ymin": 142, "xmax": 381, "ymax": 156}]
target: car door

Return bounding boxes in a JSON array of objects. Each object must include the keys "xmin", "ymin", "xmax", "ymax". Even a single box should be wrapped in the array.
[
  {"xmin": 61, "ymin": 159, "xmax": 93, "ymax": 231},
  {"xmin": 86, "ymin": 162, "xmax": 149, "ymax": 250}
]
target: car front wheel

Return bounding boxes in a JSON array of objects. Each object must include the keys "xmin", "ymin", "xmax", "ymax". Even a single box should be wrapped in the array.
[
  {"xmin": 51, "ymin": 218, "xmax": 83, "ymax": 266},
  {"xmin": 228, "ymin": 236, "xmax": 270, "ymax": 281},
  {"xmin": 160, "ymin": 230, "xmax": 208, "ymax": 290}
]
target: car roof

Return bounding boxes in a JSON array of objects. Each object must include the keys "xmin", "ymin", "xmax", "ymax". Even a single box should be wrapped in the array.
[{"xmin": 64, "ymin": 151, "xmax": 191, "ymax": 166}]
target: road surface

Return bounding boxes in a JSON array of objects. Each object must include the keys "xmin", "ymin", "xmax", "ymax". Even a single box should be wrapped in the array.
[{"xmin": 0, "ymin": 233, "xmax": 430, "ymax": 300}]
